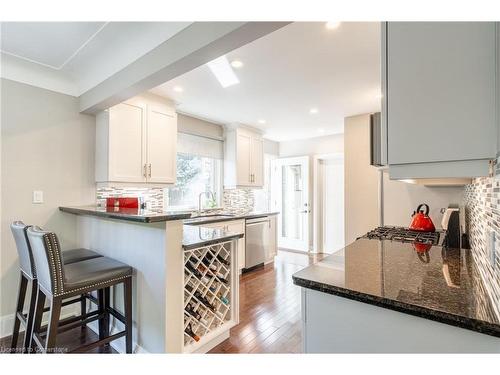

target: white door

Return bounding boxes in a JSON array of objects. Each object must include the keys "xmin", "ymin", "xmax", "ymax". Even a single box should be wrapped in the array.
[
  {"xmin": 147, "ymin": 108, "xmax": 177, "ymax": 183},
  {"xmin": 236, "ymin": 132, "xmax": 251, "ymax": 186},
  {"xmin": 273, "ymin": 156, "xmax": 310, "ymax": 252},
  {"xmin": 251, "ymin": 136, "xmax": 264, "ymax": 186},
  {"xmin": 108, "ymin": 102, "xmax": 146, "ymax": 183}
]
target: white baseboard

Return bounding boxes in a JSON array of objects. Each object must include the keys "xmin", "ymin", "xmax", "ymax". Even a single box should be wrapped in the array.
[
  {"xmin": 86, "ymin": 319, "xmax": 146, "ymax": 354},
  {"xmin": 0, "ymin": 304, "xmax": 79, "ymax": 339}
]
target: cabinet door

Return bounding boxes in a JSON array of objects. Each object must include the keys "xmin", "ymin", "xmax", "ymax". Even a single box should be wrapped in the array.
[
  {"xmin": 226, "ymin": 221, "xmax": 246, "ymax": 271},
  {"xmin": 387, "ymin": 22, "xmax": 496, "ymax": 165},
  {"xmin": 147, "ymin": 108, "xmax": 177, "ymax": 184},
  {"xmin": 108, "ymin": 102, "xmax": 146, "ymax": 182},
  {"xmin": 251, "ymin": 136, "xmax": 264, "ymax": 187},
  {"xmin": 236, "ymin": 133, "xmax": 252, "ymax": 186}
]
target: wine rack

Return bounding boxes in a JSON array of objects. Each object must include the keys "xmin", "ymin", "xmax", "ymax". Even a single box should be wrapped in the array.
[{"xmin": 183, "ymin": 241, "xmax": 234, "ymax": 349}]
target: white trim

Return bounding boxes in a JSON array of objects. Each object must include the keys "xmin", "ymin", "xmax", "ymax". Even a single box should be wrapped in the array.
[
  {"xmin": 58, "ymin": 23, "xmax": 109, "ymax": 70},
  {"xmin": 0, "ymin": 23, "xmax": 109, "ymax": 71}
]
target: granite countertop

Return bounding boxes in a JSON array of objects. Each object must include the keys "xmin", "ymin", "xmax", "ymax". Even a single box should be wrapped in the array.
[
  {"xmin": 59, "ymin": 206, "xmax": 192, "ymax": 223},
  {"xmin": 292, "ymin": 238, "xmax": 500, "ymax": 338},
  {"xmin": 184, "ymin": 211, "xmax": 279, "ymax": 225},
  {"xmin": 182, "ymin": 225, "xmax": 244, "ymax": 250}
]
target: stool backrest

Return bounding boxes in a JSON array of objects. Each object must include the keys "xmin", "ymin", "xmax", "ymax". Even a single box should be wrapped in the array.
[
  {"xmin": 26, "ymin": 226, "xmax": 65, "ymax": 296},
  {"xmin": 10, "ymin": 221, "xmax": 36, "ymax": 279}
]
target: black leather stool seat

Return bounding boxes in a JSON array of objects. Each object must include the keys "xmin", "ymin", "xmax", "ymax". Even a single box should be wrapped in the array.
[
  {"xmin": 62, "ymin": 248, "xmax": 102, "ymax": 265},
  {"xmin": 62, "ymin": 257, "xmax": 133, "ymax": 295}
]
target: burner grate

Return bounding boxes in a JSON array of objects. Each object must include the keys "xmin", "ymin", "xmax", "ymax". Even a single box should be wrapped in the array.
[{"xmin": 363, "ymin": 226, "xmax": 440, "ymax": 245}]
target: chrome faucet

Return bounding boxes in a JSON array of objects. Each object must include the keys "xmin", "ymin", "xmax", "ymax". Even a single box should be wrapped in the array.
[{"xmin": 198, "ymin": 191, "xmax": 215, "ymax": 213}]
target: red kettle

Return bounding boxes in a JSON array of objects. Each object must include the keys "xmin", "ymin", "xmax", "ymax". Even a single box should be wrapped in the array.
[{"xmin": 409, "ymin": 204, "xmax": 436, "ymax": 232}]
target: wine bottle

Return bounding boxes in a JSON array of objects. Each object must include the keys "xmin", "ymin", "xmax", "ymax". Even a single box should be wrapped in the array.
[
  {"xmin": 186, "ymin": 261, "xmax": 203, "ymax": 279},
  {"xmin": 216, "ymin": 254, "xmax": 230, "ymax": 266},
  {"xmin": 205, "ymin": 252, "xmax": 230, "ymax": 266},
  {"xmin": 218, "ymin": 292, "xmax": 229, "ymax": 305},
  {"xmin": 201, "ymin": 257, "xmax": 218, "ymax": 271},
  {"xmin": 215, "ymin": 272, "xmax": 229, "ymax": 285},
  {"xmin": 185, "ymin": 303, "xmax": 202, "ymax": 321},
  {"xmin": 194, "ymin": 291, "xmax": 215, "ymax": 311},
  {"xmin": 185, "ymin": 323, "xmax": 200, "ymax": 342}
]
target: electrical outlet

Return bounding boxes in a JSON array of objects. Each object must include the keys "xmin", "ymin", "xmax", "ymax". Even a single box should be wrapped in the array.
[
  {"xmin": 486, "ymin": 230, "xmax": 496, "ymax": 267},
  {"xmin": 32, "ymin": 190, "xmax": 44, "ymax": 204}
]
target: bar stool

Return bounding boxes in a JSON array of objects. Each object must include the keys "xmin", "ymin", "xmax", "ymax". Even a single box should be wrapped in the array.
[
  {"xmin": 27, "ymin": 226, "xmax": 133, "ymax": 353},
  {"xmin": 10, "ymin": 221, "xmax": 103, "ymax": 353}
]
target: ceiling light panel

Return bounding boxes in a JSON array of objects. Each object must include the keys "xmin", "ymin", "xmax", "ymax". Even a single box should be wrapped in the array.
[{"xmin": 207, "ymin": 55, "xmax": 240, "ymax": 88}]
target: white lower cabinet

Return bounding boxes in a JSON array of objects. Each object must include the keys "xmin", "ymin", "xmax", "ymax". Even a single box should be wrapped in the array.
[
  {"xmin": 301, "ymin": 288, "xmax": 500, "ymax": 353},
  {"xmin": 265, "ymin": 215, "xmax": 278, "ymax": 263}
]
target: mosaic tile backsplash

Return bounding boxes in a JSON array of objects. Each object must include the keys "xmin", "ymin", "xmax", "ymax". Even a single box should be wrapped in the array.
[
  {"xmin": 96, "ymin": 186, "xmax": 166, "ymax": 210},
  {"xmin": 222, "ymin": 189, "xmax": 255, "ymax": 215},
  {"xmin": 464, "ymin": 177, "xmax": 500, "ymax": 319}
]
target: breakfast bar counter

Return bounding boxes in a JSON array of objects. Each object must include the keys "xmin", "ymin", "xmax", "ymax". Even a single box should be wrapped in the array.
[{"xmin": 59, "ymin": 206, "xmax": 242, "ymax": 354}]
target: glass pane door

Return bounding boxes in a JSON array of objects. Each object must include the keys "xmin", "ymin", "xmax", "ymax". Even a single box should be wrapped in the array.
[{"xmin": 273, "ymin": 156, "xmax": 309, "ymax": 251}]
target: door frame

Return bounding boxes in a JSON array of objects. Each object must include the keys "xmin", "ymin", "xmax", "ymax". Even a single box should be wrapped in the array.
[{"xmin": 272, "ymin": 156, "xmax": 310, "ymax": 252}]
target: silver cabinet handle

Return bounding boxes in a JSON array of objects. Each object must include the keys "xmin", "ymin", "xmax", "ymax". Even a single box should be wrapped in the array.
[
  {"xmin": 148, "ymin": 164, "xmax": 152, "ymax": 178},
  {"xmin": 143, "ymin": 164, "xmax": 147, "ymax": 178}
]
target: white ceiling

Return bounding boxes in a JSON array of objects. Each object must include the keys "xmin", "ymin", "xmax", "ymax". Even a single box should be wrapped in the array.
[
  {"xmin": 1, "ymin": 22, "xmax": 107, "ymax": 69},
  {"xmin": 151, "ymin": 22, "xmax": 381, "ymax": 141},
  {"xmin": 1, "ymin": 22, "xmax": 191, "ymax": 95}
]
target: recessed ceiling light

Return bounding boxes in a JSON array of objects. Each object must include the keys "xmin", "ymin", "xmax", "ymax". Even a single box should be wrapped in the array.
[
  {"xmin": 231, "ymin": 59, "xmax": 244, "ymax": 68},
  {"xmin": 309, "ymin": 108, "xmax": 319, "ymax": 114},
  {"xmin": 207, "ymin": 55, "xmax": 240, "ymax": 88},
  {"xmin": 173, "ymin": 86, "xmax": 184, "ymax": 93},
  {"xmin": 317, "ymin": 128, "xmax": 325, "ymax": 133},
  {"xmin": 258, "ymin": 119, "xmax": 266, "ymax": 124},
  {"xmin": 325, "ymin": 22, "xmax": 341, "ymax": 30}
]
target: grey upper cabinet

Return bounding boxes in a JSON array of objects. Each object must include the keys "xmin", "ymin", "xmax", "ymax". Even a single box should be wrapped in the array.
[{"xmin": 383, "ymin": 22, "xmax": 498, "ymax": 179}]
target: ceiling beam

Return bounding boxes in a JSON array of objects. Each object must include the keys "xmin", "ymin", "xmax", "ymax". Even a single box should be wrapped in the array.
[{"xmin": 79, "ymin": 22, "xmax": 290, "ymax": 114}]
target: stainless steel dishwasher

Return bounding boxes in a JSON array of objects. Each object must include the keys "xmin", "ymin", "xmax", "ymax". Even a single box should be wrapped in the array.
[{"xmin": 244, "ymin": 217, "xmax": 270, "ymax": 272}]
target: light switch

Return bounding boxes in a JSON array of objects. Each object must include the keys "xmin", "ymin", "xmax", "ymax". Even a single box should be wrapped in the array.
[{"xmin": 32, "ymin": 190, "xmax": 44, "ymax": 204}]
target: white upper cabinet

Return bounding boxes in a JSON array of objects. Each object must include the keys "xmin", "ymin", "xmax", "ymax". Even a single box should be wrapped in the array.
[
  {"xmin": 383, "ymin": 22, "xmax": 499, "ymax": 179},
  {"xmin": 146, "ymin": 104, "xmax": 177, "ymax": 184},
  {"xmin": 224, "ymin": 126, "xmax": 264, "ymax": 188},
  {"xmin": 96, "ymin": 94, "xmax": 177, "ymax": 185}
]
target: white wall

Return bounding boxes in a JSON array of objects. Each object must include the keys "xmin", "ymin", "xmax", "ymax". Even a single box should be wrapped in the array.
[
  {"xmin": 0, "ymin": 79, "xmax": 96, "ymax": 332},
  {"xmin": 382, "ymin": 171, "xmax": 464, "ymax": 229},
  {"xmin": 279, "ymin": 133, "xmax": 343, "ymax": 157},
  {"xmin": 322, "ymin": 158, "xmax": 345, "ymax": 253},
  {"xmin": 344, "ymin": 114, "xmax": 380, "ymax": 245}
]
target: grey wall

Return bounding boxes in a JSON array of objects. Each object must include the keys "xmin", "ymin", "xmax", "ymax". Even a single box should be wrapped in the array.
[
  {"xmin": 0, "ymin": 79, "xmax": 96, "ymax": 329},
  {"xmin": 382, "ymin": 172, "xmax": 465, "ymax": 229},
  {"xmin": 344, "ymin": 114, "xmax": 379, "ymax": 245}
]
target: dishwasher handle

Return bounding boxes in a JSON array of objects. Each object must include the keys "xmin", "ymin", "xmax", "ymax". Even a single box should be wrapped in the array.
[{"xmin": 246, "ymin": 218, "xmax": 270, "ymax": 227}]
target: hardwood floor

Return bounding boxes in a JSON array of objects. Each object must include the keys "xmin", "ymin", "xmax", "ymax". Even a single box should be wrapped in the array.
[
  {"xmin": 0, "ymin": 326, "xmax": 115, "ymax": 354},
  {"xmin": 0, "ymin": 249, "xmax": 325, "ymax": 354},
  {"xmin": 209, "ymin": 249, "xmax": 326, "ymax": 354}
]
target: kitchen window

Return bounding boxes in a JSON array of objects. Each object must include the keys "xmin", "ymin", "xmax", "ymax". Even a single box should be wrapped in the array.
[{"xmin": 167, "ymin": 132, "xmax": 223, "ymax": 210}]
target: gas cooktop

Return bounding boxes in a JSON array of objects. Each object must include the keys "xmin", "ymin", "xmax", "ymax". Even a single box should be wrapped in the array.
[{"xmin": 362, "ymin": 226, "xmax": 442, "ymax": 246}]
